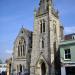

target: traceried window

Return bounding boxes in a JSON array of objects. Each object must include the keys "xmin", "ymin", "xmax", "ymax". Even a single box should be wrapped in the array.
[
  {"xmin": 21, "ymin": 46, "xmax": 22, "ymax": 56},
  {"xmin": 64, "ymin": 49, "xmax": 71, "ymax": 60},
  {"xmin": 40, "ymin": 19, "xmax": 45, "ymax": 33},
  {"xmin": 23, "ymin": 45, "xmax": 25, "ymax": 56},
  {"xmin": 18, "ymin": 46, "xmax": 20, "ymax": 56},
  {"xmin": 18, "ymin": 37, "xmax": 26, "ymax": 57}
]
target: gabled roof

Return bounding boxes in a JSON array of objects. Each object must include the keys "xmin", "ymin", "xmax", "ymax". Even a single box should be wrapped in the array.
[
  {"xmin": 60, "ymin": 40, "xmax": 75, "ymax": 46},
  {"xmin": 64, "ymin": 33, "xmax": 75, "ymax": 40},
  {"xmin": 14, "ymin": 26, "xmax": 33, "ymax": 45}
]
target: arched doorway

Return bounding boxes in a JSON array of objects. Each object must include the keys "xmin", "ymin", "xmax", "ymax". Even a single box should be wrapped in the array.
[
  {"xmin": 41, "ymin": 62, "xmax": 46, "ymax": 75},
  {"xmin": 20, "ymin": 64, "xmax": 22, "ymax": 72}
]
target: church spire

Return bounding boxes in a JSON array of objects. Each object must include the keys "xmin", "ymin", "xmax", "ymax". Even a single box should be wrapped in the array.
[
  {"xmin": 35, "ymin": 0, "xmax": 53, "ymax": 16},
  {"xmin": 39, "ymin": 0, "xmax": 53, "ymax": 6}
]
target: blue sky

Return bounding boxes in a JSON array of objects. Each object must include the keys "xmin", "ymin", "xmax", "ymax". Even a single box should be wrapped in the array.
[{"xmin": 0, "ymin": 0, "xmax": 75, "ymax": 62}]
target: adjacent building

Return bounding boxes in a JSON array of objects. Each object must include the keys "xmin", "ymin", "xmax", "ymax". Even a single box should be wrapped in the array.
[
  {"xmin": 0, "ymin": 59, "xmax": 7, "ymax": 75},
  {"xmin": 60, "ymin": 33, "xmax": 75, "ymax": 75},
  {"xmin": 6, "ymin": 58, "xmax": 12, "ymax": 75}
]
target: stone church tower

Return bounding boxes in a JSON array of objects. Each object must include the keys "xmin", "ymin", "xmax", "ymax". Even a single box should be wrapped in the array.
[
  {"xmin": 12, "ymin": 0, "xmax": 64, "ymax": 75},
  {"xmin": 30, "ymin": 0, "xmax": 62, "ymax": 75}
]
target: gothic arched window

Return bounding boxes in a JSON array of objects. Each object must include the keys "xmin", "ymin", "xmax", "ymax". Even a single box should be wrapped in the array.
[
  {"xmin": 18, "ymin": 46, "xmax": 20, "ymax": 56},
  {"xmin": 43, "ymin": 19, "xmax": 45, "ymax": 32},
  {"xmin": 23, "ymin": 45, "xmax": 25, "ymax": 56},
  {"xmin": 40, "ymin": 20, "xmax": 42, "ymax": 33},
  {"xmin": 21, "ymin": 46, "xmax": 22, "ymax": 56},
  {"xmin": 42, "ymin": 39, "xmax": 44, "ymax": 48},
  {"xmin": 40, "ymin": 19, "xmax": 45, "ymax": 33},
  {"xmin": 18, "ymin": 37, "xmax": 26, "ymax": 57}
]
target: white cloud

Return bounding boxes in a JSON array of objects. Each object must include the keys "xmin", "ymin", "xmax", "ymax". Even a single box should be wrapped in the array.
[
  {"xmin": 64, "ymin": 26, "xmax": 75, "ymax": 34},
  {"xmin": 5, "ymin": 50, "xmax": 13, "ymax": 54}
]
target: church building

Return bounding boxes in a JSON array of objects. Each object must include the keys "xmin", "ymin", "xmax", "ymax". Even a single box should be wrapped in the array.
[{"xmin": 13, "ymin": 0, "xmax": 64, "ymax": 75}]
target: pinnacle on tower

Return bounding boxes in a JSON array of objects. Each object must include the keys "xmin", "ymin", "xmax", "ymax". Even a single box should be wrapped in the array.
[{"xmin": 35, "ymin": 0, "xmax": 54, "ymax": 16}]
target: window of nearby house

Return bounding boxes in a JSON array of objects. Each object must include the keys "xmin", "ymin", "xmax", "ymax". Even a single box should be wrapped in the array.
[
  {"xmin": 64, "ymin": 49, "xmax": 71, "ymax": 60},
  {"xmin": 72, "ymin": 35, "xmax": 75, "ymax": 39}
]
